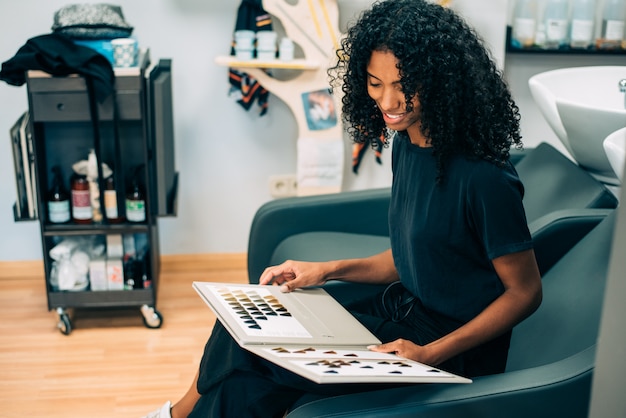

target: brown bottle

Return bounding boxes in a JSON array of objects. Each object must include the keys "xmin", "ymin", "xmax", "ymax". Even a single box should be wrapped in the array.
[{"xmin": 71, "ymin": 175, "xmax": 92, "ymax": 224}]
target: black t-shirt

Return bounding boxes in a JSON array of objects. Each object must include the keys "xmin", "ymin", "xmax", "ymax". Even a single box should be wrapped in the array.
[{"xmin": 389, "ymin": 132, "xmax": 533, "ymax": 323}]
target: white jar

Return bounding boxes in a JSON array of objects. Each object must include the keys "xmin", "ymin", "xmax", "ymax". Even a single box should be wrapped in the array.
[
  {"xmin": 256, "ymin": 31, "xmax": 277, "ymax": 50},
  {"xmin": 279, "ymin": 37, "xmax": 295, "ymax": 61}
]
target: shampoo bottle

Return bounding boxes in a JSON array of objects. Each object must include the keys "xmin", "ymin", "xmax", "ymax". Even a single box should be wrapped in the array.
[
  {"xmin": 570, "ymin": 0, "xmax": 597, "ymax": 48},
  {"xmin": 544, "ymin": 0, "xmax": 570, "ymax": 49},
  {"xmin": 597, "ymin": 0, "xmax": 626, "ymax": 49},
  {"xmin": 512, "ymin": 0, "xmax": 538, "ymax": 48}
]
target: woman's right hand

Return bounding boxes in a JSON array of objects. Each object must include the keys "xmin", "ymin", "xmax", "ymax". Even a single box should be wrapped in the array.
[{"xmin": 258, "ymin": 260, "xmax": 330, "ymax": 293}]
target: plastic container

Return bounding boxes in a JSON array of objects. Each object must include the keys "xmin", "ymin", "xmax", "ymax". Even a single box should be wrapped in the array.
[
  {"xmin": 279, "ymin": 38, "xmax": 295, "ymax": 61},
  {"xmin": 234, "ymin": 30, "xmax": 255, "ymax": 60},
  {"xmin": 543, "ymin": 0, "xmax": 570, "ymax": 48},
  {"xmin": 73, "ymin": 39, "xmax": 115, "ymax": 65},
  {"xmin": 256, "ymin": 31, "xmax": 277, "ymax": 61},
  {"xmin": 512, "ymin": 0, "xmax": 538, "ymax": 48},
  {"xmin": 570, "ymin": 0, "xmax": 597, "ymax": 48},
  {"xmin": 597, "ymin": 0, "xmax": 626, "ymax": 49}
]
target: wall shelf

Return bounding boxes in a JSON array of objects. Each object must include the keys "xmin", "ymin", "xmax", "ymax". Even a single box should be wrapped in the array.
[
  {"xmin": 505, "ymin": 26, "xmax": 626, "ymax": 56},
  {"xmin": 215, "ymin": 55, "xmax": 320, "ymax": 70}
]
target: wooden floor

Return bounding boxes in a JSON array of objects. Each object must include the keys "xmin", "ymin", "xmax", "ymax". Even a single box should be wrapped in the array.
[{"xmin": 0, "ymin": 254, "xmax": 248, "ymax": 418}]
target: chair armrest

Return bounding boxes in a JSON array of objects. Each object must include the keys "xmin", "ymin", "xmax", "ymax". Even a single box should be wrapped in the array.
[
  {"xmin": 247, "ymin": 188, "xmax": 391, "ymax": 282},
  {"xmin": 287, "ymin": 346, "xmax": 595, "ymax": 418},
  {"xmin": 529, "ymin": 208, "xmax": 614, "ymax": 275}
]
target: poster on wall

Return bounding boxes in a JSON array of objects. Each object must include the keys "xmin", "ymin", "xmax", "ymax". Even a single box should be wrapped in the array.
[
  {"xmin": 297, "ymin": 136, "xmax": 344, "ymax": 195},
  {"xmin": 301, "ymin": 88, "xmax": 338, "ymax": 131}
]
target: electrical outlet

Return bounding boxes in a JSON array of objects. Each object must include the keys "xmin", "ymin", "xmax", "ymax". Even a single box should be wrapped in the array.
[{"xmin": 269, "ymin": 174, "xmax": 298, "ymax": 198}]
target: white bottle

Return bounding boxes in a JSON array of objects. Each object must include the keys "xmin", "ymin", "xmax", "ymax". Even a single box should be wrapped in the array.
[
  {"xmin": 279, "ymin": 37, "xmax": 295, "ymax": 61},
  {"xmin": 512, "ymin": 0, "xmax": 538, "ymax": 48},
  {"xmin": 598, "ymin": 0, "xmax": 626, "ymax": 49},
  {"xmin": 543, "ymin": 0, "xmax": 570, "ymax": 49},
  {"xmin": 570, "ymin": 0, "xmax": 597, "ymax": 48}
]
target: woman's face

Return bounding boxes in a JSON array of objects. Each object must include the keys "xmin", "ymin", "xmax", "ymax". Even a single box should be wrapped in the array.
[{"xmin": 366, "ymin": 50, "xmax": 427, "ymax": 146}]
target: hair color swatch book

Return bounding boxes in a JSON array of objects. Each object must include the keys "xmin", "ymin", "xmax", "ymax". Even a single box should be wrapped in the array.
[{"xmin": 192, "ymin": 282, "xmax": 471, "ymax": 384}]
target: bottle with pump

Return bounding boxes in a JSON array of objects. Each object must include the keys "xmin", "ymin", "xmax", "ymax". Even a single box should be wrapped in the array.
[
  {"xmin": 512, "ymin": 0, "xmax": 538, "ymax": 48},
  {"xmin": 597, "ymin": 0, "xmax": 626, "ymax": 49},
  {"xmin": 125, "ymin": 165, "xmax": 146, "ymax": 223},
  {"xmin": 543, "ymin": 0, "xmax": 570, "ymax": 49},
  {"xmin": 86, "ymin": 149, "xmax": 103, "ymax": 223},
  {"xmin": 570, "ymin": 0, "xmax": 597, "ymax": 48},
  {"xmin": 71, "ymin": 174, "xmax": 92, "ymax": 224},
  {"xmin": 47, "ymin": 166, "xmax": 70, "ymax": 224}
]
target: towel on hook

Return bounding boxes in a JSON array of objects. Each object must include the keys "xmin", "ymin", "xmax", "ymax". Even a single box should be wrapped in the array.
[{"xmin": 228, "ymin": 0, "xmax": 272, "ymax": 116}]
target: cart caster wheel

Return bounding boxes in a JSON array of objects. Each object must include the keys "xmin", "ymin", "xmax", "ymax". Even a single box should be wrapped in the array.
[
  {"xmin": 140, "ymin": 304, "xmax": 163, "ymax": 329},
  {"xmin": 57, "ymin": 311, "xmax": 72, "ymax": 335}
]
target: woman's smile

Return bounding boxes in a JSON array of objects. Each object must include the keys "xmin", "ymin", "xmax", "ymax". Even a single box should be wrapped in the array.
[{"xmin": 382, "ymin": 112, "xmax": 408, "ymax": 125}]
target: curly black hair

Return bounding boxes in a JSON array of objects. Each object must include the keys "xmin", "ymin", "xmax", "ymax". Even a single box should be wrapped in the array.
[{"xmin": 329, "ymin": 0, "xmax": 522, "ymax": 182}]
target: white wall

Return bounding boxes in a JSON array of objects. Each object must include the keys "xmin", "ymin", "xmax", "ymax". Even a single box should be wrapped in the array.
[
  {"xmin": 0, "ymin": 0, "xmax": 303, "ymax": 260},
  {"xmin": 0, "ymin": 0, "xmax": 620, "ymax": 262}
]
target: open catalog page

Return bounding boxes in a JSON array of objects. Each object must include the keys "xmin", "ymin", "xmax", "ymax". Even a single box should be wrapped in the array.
[{"xmin": 193, "ymin": 282, "xmax": 472, "ymax": 384}]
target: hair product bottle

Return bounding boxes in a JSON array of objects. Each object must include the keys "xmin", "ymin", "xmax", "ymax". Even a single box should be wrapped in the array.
[
  {"xmin": 570, "ymin": 0, "xmax": 597, "ymax": 48},
  {"xmin": 597, "ymin": 0, "xmax": 626, "ymax": 49},
  {"xmin": 71, "ymin": 174, "xmax": 92, "ymax": 224},
  {"xmin": 512, "ymin": 0, "xmax": 538, "ymax": 48},
  {"xmin": 125, "ymin": 165, "xmax": 146, "ymax": 223},
  {"xmin": 47, "ymin": 166, "xmax": 70, "ymax": 224},
  {"xmin": 544, "ymin": 0, "xmax": 570, "ymax": 48},
  {"xmin": 104, "ymin": 176, "xmax": 123, "ymax": 223}
]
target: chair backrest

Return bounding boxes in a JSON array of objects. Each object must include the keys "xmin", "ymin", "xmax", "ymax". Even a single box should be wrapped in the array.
[
  {"xmin": 515, "ymin": 142, "xmax": 617, "ymax": 223},
  {"xmin": 505, "ymin": 211, "xmax": 616, "ymax": 372}
]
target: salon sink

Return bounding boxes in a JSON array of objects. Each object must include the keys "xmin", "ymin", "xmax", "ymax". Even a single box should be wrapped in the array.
[
  {"xmin": 529, "ymin": 66, "xmax": 626, "ymax": 185},
  {"xmin": 603, "ymin": 127, "xmax": 626, "ymax": 183}
]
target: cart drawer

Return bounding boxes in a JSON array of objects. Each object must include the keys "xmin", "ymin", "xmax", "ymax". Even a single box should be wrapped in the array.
[
  {"xmin": 27, "ymin": 72, "xmax": 142, "ymax": 92},
  {"xmin": 48, "ymin": 289, "xmax": 154, "ymax": 308},
  {"xmin": 30, "ymin": 91, "xmax": 141, "ymax": 122}
]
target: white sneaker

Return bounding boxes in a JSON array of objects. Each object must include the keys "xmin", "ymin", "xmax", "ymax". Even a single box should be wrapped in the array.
[{"xmin": 142, "ymin": 401, "xmax": 172, "ymax": 418}]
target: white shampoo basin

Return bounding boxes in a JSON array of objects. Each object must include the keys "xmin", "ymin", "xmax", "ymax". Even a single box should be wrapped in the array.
[
  {"xmin": 603, "ymin": 127, "xmax": 626, "ymax": 183},
  {"xmin": 529, "ymin": 66, "xmax": 626, "ymax": 185}
]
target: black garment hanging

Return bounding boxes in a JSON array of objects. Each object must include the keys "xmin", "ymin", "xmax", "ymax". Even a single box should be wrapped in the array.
[
  {"xmin": 1, "ymin": 33, "xmax": 121, "ymax": 220},
  {"xmin": 0, "ymin": 33, "xmax": 114, "ymax": 103},
  {"xmin": 228, "ymin": 0, "xmax": 273, "ymax": 116}
]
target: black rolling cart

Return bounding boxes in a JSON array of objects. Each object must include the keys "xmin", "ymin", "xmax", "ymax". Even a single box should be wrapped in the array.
[{"xmin": 12, "ymin": 50, "xmax": 178, "ymax": 335}]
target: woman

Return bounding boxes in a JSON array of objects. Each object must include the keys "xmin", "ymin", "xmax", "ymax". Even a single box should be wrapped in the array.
[{"xmin": 145, "ymin": 0, "xmax": 542, "ymax": 416}]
